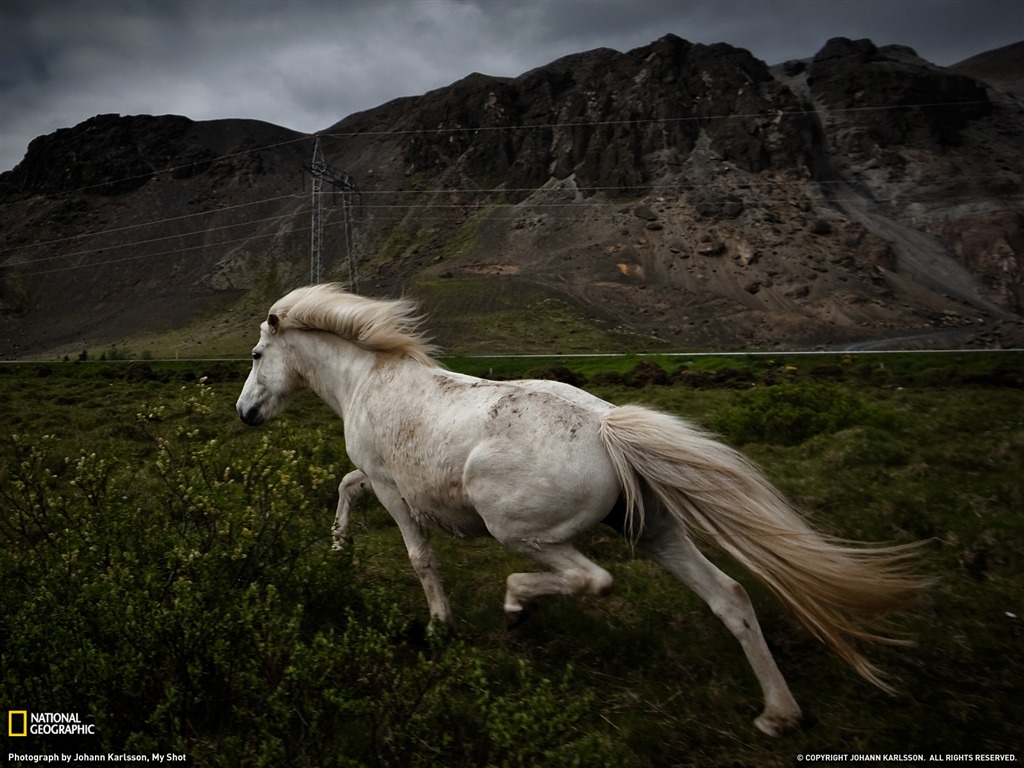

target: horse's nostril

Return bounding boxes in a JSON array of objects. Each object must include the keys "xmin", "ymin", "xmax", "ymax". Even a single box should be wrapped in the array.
[{"xmin": 240, "ymin": 407, "xmax": 264, "ymax": 426}]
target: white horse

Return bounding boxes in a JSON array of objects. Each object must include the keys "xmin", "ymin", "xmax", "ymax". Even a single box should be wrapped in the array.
[{"xmin": 236, "ymin": 283, "xmax": 926, "ymax": 736}]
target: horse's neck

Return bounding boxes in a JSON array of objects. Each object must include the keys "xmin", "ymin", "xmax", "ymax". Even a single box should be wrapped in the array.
[{"xmin": 289, "ymin": 332, "xmax": 381, "ymax": 419}]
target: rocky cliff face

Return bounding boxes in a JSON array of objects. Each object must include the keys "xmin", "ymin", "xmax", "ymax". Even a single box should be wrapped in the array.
[
  {"xmin": 1, "ymin": 34, "xmax": 1021, "ymax": 357},
  {"xmin": 391, "ymin": 37, "xmax": 825, "ymax": 194},
  {"xmin": 796, "ymin": 38, "xmax": 1022, "ymax": 318}
]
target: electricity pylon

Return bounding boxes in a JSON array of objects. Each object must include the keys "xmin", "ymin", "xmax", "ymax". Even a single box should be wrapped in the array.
[{"xmin": 306, "ymin": 136, "xmax": 360, "ymax": 290}]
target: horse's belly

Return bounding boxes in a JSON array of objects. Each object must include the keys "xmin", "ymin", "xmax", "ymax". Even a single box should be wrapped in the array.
[{"xmin": 407, "ymin": 502, "xmax": 489, "ymax": 539}]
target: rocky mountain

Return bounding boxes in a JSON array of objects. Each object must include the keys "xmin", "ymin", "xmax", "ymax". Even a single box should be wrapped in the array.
[{"xmin": 1, "ymin": 34, "xmax": 1022, "ymax": 358}]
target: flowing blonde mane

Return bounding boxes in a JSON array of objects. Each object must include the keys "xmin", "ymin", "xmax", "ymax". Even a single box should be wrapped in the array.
[{"xmin": 268, "ymin": 284, "xmax": 440, "ymax": 366}]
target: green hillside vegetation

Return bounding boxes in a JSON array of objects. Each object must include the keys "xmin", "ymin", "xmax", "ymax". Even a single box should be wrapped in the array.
[{"xmin": 2, "ymin": 353, "xmax": 1021, "ymax": 766}]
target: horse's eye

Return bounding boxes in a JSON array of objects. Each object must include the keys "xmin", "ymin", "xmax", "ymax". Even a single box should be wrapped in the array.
[{"xmin": 252, "ymin": 351, "xmax": 262, "ymax": 361}]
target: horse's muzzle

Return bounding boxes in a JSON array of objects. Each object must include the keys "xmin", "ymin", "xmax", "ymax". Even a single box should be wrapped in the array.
[{"xmin": 238, "ymin": 406, "xmax": 265, "ymax": 426}]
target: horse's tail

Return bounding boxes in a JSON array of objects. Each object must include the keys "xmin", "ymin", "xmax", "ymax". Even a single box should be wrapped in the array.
[{"xmin": 599, "ymin": 403, "xmax": 929, "ymax": 692}]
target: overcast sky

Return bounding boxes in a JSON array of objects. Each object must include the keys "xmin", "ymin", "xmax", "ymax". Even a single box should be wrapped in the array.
[{"xmin": 2, "ymin": 0, "xmax": 1021, "ymax": 172}]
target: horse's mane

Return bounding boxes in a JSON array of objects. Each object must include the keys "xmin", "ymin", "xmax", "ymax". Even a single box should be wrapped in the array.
[{"xmin": 269, "ymin": 283, "xmax": 441, "ymax": 366}]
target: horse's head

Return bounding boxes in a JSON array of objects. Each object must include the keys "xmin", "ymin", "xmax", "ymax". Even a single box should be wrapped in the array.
[{"xmin": 236, "ymin": 313, "xmax": 302, "ymax": 426}]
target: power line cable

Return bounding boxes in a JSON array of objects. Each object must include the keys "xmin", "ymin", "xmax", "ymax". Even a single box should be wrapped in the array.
[
  {"xmin": 323, "ymin": 99, "xmax": 995, "ymax": 139},
  {"xmin": 0, "ymin": 134, "xmax": 312, "ymax": 203},
  {"xmin": 1, "ymin": 97, "xmax": 1012, "ymax": 275},
  {"xmin": 0, "ymin": 193, "xmax": 307, "ymax": 256},
  {"xmin": 4, "ymin": 180, "xmax": 1019, "ymax": 274},
  {"xmin": 10, "ymin": 182, "xmax": 1023, "ymax": 278},
  {"xmin": 1, "ymin": 96, "xmax": 992, "ymax": 210},
  {"xmin": 9, "ymin": 223, "xmax": 314, "ymax": 278},
  {"xmin": 3, "ymin": 209, "xmax": 311, "ymax": 267},
  {"xmin": 3, "ymin": 170, "xmax": 1011, "ymax": 264}
]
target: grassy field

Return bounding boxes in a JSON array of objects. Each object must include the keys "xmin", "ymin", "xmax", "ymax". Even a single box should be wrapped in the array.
[{"xmin": 1, "ymin": 352, "xmax": 1021, "ymax": 767}]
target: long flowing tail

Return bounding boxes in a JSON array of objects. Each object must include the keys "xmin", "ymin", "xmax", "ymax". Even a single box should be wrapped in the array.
[{"xmin": 599, "ymin": 404, "xmax": 929, "ymax": 691}]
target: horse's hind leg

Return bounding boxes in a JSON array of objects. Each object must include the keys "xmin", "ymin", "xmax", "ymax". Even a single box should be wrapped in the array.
[
  {"xmin": 502, "ymin": 542, "xmax": 614, "ymax": 623},
  {"xmin": 332, "ymin": 469, "xmax": 370, "ymax": 550},
  {"xmin": 642, "ymin": 530, "xmax": 802, "ymax": 736}
]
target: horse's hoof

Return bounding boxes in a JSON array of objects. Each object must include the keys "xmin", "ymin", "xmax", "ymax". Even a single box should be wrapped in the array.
[
  {"xmin": 754, "ymin": 707, "xmax": 803, "ymax": 737},
  {"xmin": 426, "ymin": 619, "xmax": 452, "ymax": 642},
  {"xmin": 505, "ymin": 603, "xmax": 534, "ymax": 628}
]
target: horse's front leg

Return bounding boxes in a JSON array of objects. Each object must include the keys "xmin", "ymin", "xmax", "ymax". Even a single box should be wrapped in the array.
[
  {"xmin": 374, "ymin": 484, "xmax": 453, "ymax": 631},
  {"xmin": 332, "ymin": 469, "xmax": 371, "ymax": 550}
]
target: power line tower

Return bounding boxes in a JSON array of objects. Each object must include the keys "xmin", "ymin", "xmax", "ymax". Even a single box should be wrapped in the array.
[{"xmin": 306, "ymin": 136, "xmax": 361, "ymax": 290}]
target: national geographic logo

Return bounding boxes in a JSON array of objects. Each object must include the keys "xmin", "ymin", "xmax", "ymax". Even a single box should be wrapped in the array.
[
  {"xmin": 8, "ymin": 710, "xmax": 95, "ymax": 736},
  {"xmin": 9, "ymin": 711, "xmax": 27, "ymax": 737}
]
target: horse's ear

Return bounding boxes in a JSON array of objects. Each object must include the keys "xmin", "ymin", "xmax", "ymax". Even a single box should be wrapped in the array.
[{"xmin": 267, "ymin": 313, "xmax": 280, "ymax": 332}]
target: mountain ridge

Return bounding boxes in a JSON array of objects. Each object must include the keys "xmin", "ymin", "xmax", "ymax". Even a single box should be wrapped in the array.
[{"xmin": 2, "ymin": 34, "xmax": 1022, "ymax": 358}]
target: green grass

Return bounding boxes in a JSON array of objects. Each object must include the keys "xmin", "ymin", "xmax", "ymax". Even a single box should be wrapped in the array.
[{"xmin": 1, "ymin": 353, "xmax": 1021, "ymax": 766}]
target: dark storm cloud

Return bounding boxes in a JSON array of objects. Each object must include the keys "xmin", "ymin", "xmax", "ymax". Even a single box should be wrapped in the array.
[{"xmin": 1, "ymin": 0, "xmax": 1021, "ymax": 171}]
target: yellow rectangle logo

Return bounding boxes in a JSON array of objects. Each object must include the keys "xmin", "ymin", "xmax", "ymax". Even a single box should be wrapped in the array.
[{"xmin": 9, "ymin": 710, "xmax": 28, "ymax": 736}]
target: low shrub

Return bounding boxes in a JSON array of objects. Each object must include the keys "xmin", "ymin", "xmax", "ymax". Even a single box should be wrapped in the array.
[{"xmin": 715, "ymin": 382, "xmax": 865, "ymax": 445}]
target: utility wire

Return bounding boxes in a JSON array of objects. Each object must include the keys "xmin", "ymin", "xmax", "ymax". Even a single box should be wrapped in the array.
[
  {"xmin": 0, "ymin": 193, "xmax": 307, "ymax": 256},
  {"xmin": 10, "ymin": 225, "xmax": 313, "ymax": 278},
  {"xmin": 3, "ymin": 184, "xmax": 1019, "ymax": 275},
  {"xmin": 0, "ymin": 98, "xmax": 1011, "ymax": 276},
  {"xmin": 4, "ymin": 209, "xmax": 310, "ymax": 267},
  {"xmin": 323, "ymin": 99, "xmax": 994, "ymax": 139},
  {"xmin": 1, "ymin": 96, "xmax": 992, "ymax": 210},
  {"xmin": 0, "ymin": 134, "xmax": 312, "ymax": 201},
  {"xmin": 3, "ymin": 171, "xmax": 1011, "ymax": 263},
  {"xmin": 9, "ymin": 184, "xmax": 1023, "ymax": 279}
]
